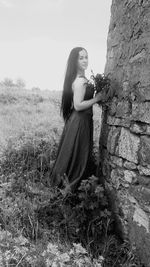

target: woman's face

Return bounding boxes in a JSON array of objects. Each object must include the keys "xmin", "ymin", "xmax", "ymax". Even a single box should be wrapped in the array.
[{"xmin": 77, "ymin": 49, "xmax": 88, "ymax": 71}]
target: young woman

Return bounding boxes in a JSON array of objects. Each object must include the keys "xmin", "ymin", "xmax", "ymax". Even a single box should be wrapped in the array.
[{"xmin": 50, "ymin": 47, "xmax": 104, "ymax": 191}]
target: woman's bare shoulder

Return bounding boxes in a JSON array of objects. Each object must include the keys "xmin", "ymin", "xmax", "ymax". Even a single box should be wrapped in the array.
[
  {"xmin": 72, "ymin": 76, "xmax": 87, "ymax": 89},
  {"xmin": 76, "ymin": 75, "xmax": 88, "ymax": 81}
]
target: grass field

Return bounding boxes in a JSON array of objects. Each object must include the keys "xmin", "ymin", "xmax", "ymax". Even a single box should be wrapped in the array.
[
  {"xmin": 0, "ymin": 87, "xmax": 63, "ymax": 154},
  {"xmin": 0, "ymin": 86, "xmax": 102, "ymax": 159}
]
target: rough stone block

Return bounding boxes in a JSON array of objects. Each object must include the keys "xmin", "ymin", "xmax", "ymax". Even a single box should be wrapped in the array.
[
  {"xmin": 138, "ymin": 165, "xmax": 150, "ymax": 176},
  {"xmin": 132, "ymin": 102, "xmax": 150, "ymax": 124},
  {"xmin": 139, "ymin": 136, "xmax": 150, "ymax": 166},
  {"xmin": 116, "ymin": 127, "xmax": 140, "ymax": 163},
  {"xmin": 123, "ymin": 170, "xmax": 136, "ymax": 184},
  {"xmin": 135, "ymin": 85, "xmax": 150, "ymax": 101},
  {"xmin": 130, "ymin": 185, "xmax": 150, "ymax": 206},
  {"xmin": 146, "ymin": 125, "xmax": 150, "ymax": 135},
  {"xmin": 144, "ymin": 205, "xmax": 150, "ymax": 214},
  {"xmin": 109, "ymin": 97, "xmax": 117, "ymax": 116},
  {"xmin": 110, "ymin": 155, "xmax": 123, "ymax": 167},
  {"xmin": 100, "ymin": 122, "xmax": 110, "ymax": 148},
  {"xmin": 101, "ymin": 149, "xmax": 111, "ymax": 179},
  {"xmin": 110, "ymin": 169, "xmax": 121, "ymax": 189},
  {"xmin": 110, "ymin": 168, "xmax": 136, "ymax": 189},
  {"xmin": 133, "ymin": 205, "xmax": 149, "ymax": 233},
  {"xmin": 107, "ymin": 126, "xmax": 121, "ymax": 155},
  {"xmin": 107, "ymin": 115, "xmax": 131, "ymax": 127},
  {"xmin": 122, "ymin": 81, "xmax": 131, "ymax": 97},
  {"xmin": 129, "ymin": 49, "xmax": 146, "ymax": 63},
  {"xmin": 127, "ymin": 197, "xmax": 150, "ymax": 267},
  {"xmin": 116, "ymin": 100, "xmax": 131, "ymax": 118},
  {"xmin": 130, "ymin": 122, "xmax": 146, "ymax": 134},
  {"xmin": 124, "ymin": 160, "xmax": 137, "ymax": 170},
  {"xmin": 137, "ymin": 175, "xmax": 150, "ymax": 187},
  {"xmin": 129, "ymin": 221, "xmax": 150, "ymax": 267},
  {"xmin": 142, "ymin": 187, "xmax": 150, "ymax": 204}
]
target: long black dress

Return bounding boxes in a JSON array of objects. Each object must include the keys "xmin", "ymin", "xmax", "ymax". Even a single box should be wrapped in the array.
[{"xmin": 50, "ymin": 78, "xmax": 95, "ymax": 191}]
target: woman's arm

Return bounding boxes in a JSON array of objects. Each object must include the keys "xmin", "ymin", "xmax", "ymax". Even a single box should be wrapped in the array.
[{"xmin": 72, "ymin": 77, "xmax": 101, "ymax": 111}]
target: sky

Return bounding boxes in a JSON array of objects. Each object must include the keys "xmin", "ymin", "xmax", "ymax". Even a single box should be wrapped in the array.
[{"xmin": 0, "ymin": 0, "xmax": 112, "ymax": 90}]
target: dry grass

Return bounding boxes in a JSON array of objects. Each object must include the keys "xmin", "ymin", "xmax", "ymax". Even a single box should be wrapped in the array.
[
  {"xmin": 0, "ymin": 87, "xmax": 64, "ymax": 155},
  {"xmin": 0, "ymin": 86, "xmax": 102, "ymax": 158}
]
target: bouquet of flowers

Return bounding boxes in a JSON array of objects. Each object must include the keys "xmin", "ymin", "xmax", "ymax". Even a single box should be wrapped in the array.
[{"xmin": 86, "ymin": 70, "xmax": 114, "ymax": 104}]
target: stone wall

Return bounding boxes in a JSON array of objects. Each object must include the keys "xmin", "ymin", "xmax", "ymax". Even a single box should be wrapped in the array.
[{"xmin": 102, "ymin": 0, "xmax": 150, "ymax": 266}]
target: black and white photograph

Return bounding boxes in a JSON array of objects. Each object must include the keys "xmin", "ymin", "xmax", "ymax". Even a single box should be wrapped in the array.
[{"xmin": 0, "ymin": 0, "xmax": 150, "ymax": 266}]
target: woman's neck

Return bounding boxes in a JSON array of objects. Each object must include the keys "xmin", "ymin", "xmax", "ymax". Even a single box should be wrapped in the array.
[{"xmin": 77, "ymin": 70, "xmax": 85, "ymax": 77}]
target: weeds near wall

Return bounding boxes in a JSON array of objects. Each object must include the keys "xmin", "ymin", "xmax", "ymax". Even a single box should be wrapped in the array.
[{"xmin": 0, "ymin": 139, "xmax": 142, "ymax": 266}]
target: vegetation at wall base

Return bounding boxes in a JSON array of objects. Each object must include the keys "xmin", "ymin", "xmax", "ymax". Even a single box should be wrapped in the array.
[{"xmin": 0, "ymin": 140, "xmax": 142, "ymax": 267}]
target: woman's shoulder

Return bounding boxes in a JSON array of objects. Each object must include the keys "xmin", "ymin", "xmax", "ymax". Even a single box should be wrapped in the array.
[
  {"xmin": 72, "ymin": 76, "xmax": 87, "ymax": 92},
  {"xmin": 77, "ymin": 75, "xmax": 88, "ymax": 81},
  {"xmin": 73, "ymin": 75, "xmax": 88, "ymax": 86}
]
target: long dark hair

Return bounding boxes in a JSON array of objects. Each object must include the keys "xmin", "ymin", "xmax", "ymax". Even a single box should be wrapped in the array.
[{"xmin": 60, "ymin": 47, "xmax": 87, "ymax": 122}]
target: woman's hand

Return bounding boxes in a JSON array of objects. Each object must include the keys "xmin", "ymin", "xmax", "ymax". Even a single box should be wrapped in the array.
[{"xmin": 94, "ymin": 90, "xmax": 106, "ymax": 103}]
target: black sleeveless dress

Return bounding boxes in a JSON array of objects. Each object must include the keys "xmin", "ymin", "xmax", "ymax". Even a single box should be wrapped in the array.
[{"xmin": 50, "ymin": 78, "xmax": 95, "ymax": 191}]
